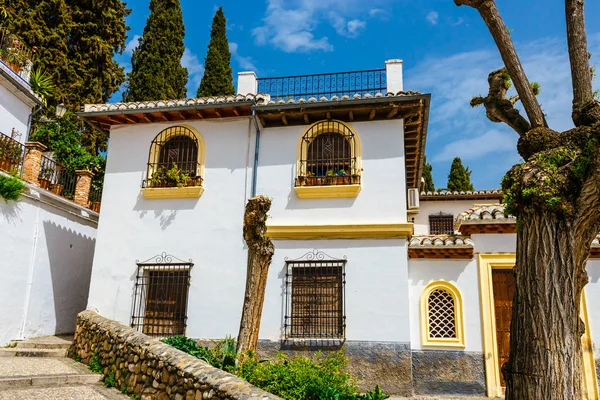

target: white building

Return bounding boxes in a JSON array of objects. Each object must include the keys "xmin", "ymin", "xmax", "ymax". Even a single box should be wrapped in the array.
[{"xmin": 79, "ymin": 61, "xmax": 600, "ymax": 398}]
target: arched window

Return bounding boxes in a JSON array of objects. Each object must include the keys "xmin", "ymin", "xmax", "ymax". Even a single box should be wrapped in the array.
[
  {"xmin": 145, "ymin": 126, "xmax": 205, "ymax": 189},
  {"xmin": 420, "ymin": 281, "xmax": 465, "ymax": 347},
  {"xmin": 296, "ymin": 120, "xmax": 361, "ymax": 188}
]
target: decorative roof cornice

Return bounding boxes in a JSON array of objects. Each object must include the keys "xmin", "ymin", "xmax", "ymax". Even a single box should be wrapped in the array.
[
  {"xmin": 455, "ymin": 204, "xmax": 516, "ymax": 234},
  {"xmin": 408, "ymin": 234, "xmax": 474, "ymax": 259},
  {"xmin": 420, "ymin": 189, "xmax": 503, "ymax": 201}
]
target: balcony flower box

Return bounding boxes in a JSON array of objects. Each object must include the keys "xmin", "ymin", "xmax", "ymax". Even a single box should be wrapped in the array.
[{"xmin": 50, "ymin": 183, "xmax": 64, "ymax": 196}]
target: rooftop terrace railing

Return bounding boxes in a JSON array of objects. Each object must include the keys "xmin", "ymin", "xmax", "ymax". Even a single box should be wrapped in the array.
[
  {"xmin": 0, "ymin": 28, "xmax": 34, "ymax": 83},
  {"xmin": 0, "ymin": 131, "xmax": 25, "ymax": 175},
  {"xmin": 257, "ymin": 68, "xmax": 387, "ymax": 102}
]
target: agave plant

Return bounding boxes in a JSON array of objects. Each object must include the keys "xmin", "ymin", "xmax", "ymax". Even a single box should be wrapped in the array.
[{"xmin": 29, "ymin": 69, "xmax": 55, "ymax": 106}]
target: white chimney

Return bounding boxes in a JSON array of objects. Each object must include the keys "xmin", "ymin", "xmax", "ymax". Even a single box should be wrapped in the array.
[
  {"xmin": 385, "ymin": 59, "xmax": 403, "ymax": 93},
  {"xmin": 237, "ymin": 71, "xmax": 258, "ymax": 95}
]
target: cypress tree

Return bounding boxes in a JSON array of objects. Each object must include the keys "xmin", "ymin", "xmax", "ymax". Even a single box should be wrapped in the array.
[
  {"xmin": 197, "ymin": 6, "xmax": 234, "ymax": 97},
  {"xmin": 422, "ymin": 156, "xmax": 435, "ymax": 192},
  {"xmin": 447, "ymin": 157, "xmax": 475, "ymax": 192},
  {"xmin": 123, "ymin": 0, "xmax": 188, "ymax": 102}
]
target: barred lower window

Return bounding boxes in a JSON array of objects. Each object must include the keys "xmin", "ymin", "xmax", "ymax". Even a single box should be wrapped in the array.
[
  {"xmin": 296, "ymin": 120, "xmax": 360, "ymax": 187},
  {"xmin": 284, "ymin": 250, "xmax": 346, "ymax": 340},
  {"xmin": 131, "ymin": 253, "xmax": 192, "ymax": 337},
  {"xmin": 144, "ymin": 126, "xmax": 204, "ymax": 189},
  {"xmin": 429, "ymin": 213, "xmax": 454, "ymax": 234},
  {"xmin": 428, "ymin": 289, "xmax": 456, "ymax": 338},
  {"xmin": 421, "ymin": 281, "xmax": 465, "ymax": 347}
]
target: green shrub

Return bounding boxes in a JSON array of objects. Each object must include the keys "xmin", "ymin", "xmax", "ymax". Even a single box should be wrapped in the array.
[
  {"xmin": 0, "ymin": 174, "xmax": 25, "ymax": 202},
  {"xmin": 161, "ymin": 336, "xmax": 237, "ymax": 370},
  {"xmin": 89, "ymin": 352, "xmax": 102, "ymax": 373},
  {"xmin": 104, "ymin": 372, "xmax": 116, "ymax": 388}
]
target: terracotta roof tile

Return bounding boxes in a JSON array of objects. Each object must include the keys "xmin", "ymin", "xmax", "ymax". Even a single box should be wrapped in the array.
[{"xmin": 409, "ymin": 234, "xmax": 474, "ymax": 248}]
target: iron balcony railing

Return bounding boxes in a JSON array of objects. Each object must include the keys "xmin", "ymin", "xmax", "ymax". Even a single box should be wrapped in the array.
[
  {"xmin": 258, "ymin": 68, "xmax": 387, "ymax": 102},
  {"xmin": 142, "ymin": 161, "xmax": 203, "ymax": 189},
  {"xmin": 88, "ymin": 187, "xmax": 102, "ymax": 212},
  {"xmin": 0, "ymin": 131, "xmax": 25, "ymax": 174},
  {"xmin": 38, "ymin": 155, "xmax": 77, "ymax": 200},
  {"xmin": 0, "ymin": 28, "xmax": 34, "ymax": 82}
]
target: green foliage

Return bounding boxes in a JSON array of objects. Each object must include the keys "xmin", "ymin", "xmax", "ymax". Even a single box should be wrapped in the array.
[
  {"xmin": 124, "ymin": 0, "xmax": 187, "ymax": 101},
  {"xmin": 0, "ymin": 174, "xmax": 25, "ymax": 202},
  {"xmin": 197, "ymin": 6, "xmax": 235, "ymax": 97},
  {"xmin": 104, "ymin": 372, "xmax": 116, "ymax": 388},
  {"xmin": 447, "ymin": 157, "xmax": 475, "ymax": 192},
  {"xmin": 422, "ymin": 156, "xmax": 435, "ymax": 192},
  {"xmin": 130, "ymin": 395, "xmax": 141, "ymax": 400},
  {"xmin": 29, "ymin": 69, "xmax": 55, "ymax": 106},
  {"xmin": 161, "ymin": 336, "xmax": 237, "ymax": 370},
  {"xmin": 499, "ymin": 71, "xmax": 512, "ymax": 89},
  {"xmin": 89, "ymin": 352, "xmax": 103, "ymax": 373}
]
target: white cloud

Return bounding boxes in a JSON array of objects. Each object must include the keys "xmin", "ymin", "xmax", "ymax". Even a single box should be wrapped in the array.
[
  {"xmin": 181, "ymin": 48, "xmax": 204, "ymax": 97},
  {"xmin": 230, "ymin": 42, "xmax": 257, "ymax": 72},
  {"xmin": 426, "ymin": 11, "xmax": 439, "ymax": 26},
  {"xmin": 407, "ymin": 33, "xmax": 600, "ymax": 188},
  {"xmin": 451, "ymin": 17, "xmax": 464, "ymax": 27},
  {"xmin": 124, "ymin": 35, "xmax": 141, "ymax": 55},
  {"xmin": 253, "ymin": 0, "xmax": 369, "ymax": 52},
  {"xmin": 369, "ymin": 8, "xmax": 386, "ymax": 18}
]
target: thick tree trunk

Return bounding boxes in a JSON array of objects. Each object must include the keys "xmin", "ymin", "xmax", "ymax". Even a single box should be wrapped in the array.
[
  {"xmin": 505, "ymin": 213, "xmax": 591, "ymax": 399},
  {"xmin": 237, "ymin": 196, "xmax": 274, "ymax": 356}
]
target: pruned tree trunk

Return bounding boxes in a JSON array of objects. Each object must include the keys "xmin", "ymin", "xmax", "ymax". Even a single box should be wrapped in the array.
[
  {"xmin": 505, "ymin": 214, "xmax": 592, "ymax": 399},
  {"xmin": 237, "ymin": 196, "xmax": 274, "ymax": 356}
]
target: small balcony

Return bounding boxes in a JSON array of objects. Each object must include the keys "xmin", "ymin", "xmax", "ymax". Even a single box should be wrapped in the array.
[
  {"xmin": 0, "ymin": 28, "xmax": 35, "ymax": 83},
  {"xmin": 141, "ymin": 162, "xmax": 204, "ymax": 199}
]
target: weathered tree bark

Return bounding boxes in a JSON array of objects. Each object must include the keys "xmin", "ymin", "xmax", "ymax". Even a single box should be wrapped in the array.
[
  {"xmin": 565, "ymin": 0, "xmax": 600, "ymax": 126},
  {"xmin": 504, "ymin": 213, "xmax": 593, "ymax": 399},
  {"xmin": 237, "ymin": 196, "xmax": 274, "ymax": 356},
  {"xmin": 455, "ymin": 0, "xmax": 546, "ymax": 129}
]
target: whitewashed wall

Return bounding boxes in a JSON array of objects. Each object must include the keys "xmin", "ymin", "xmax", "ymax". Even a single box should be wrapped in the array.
[
  {"xmin": 0, "ymin": 183, "xmax": 97, "ymax": 345},
  {"xmin": 262, "ymin": 239, "xmax": 410, "ymax": 343},
  {"xmin": 413, "ymin": 199, "xmax": 486, "ymax": 235},
  {"xmin": 408, "ymin": 259, "xmax": 481, "ymax": 351},
  {"xmin": 257, "ymin": 119, "xmax": 407, "ymax": 224},
  {"xmin": 585, "ymin": 260, "xmax": 600, "ymax": 360},
  {"xmin": 87, "ymin": 119, "xmax": 256, "ymax": 338},
  {"xmin": 0, "ymin": 77, "xmax": 35, "ymax": 143}
]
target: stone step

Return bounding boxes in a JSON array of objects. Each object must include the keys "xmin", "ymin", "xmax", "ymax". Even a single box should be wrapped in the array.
[
  {"xmin": 15, "ymin": 341, "xmax": 71, "ymax": 350},
  {"xmin": 0, "ymin": 373, "xmax": 101, "ymax": 389},
  {"xmin": 0, "ymin": 348, "xmax": 67, "ymax": 358},
  {"xmin": 0, "ymin": 383, "xmax": 129, "ymax": 399}
]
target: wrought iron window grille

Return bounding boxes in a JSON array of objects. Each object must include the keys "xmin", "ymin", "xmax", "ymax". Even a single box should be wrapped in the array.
[
  {"xmin": 257, "ymin": 69, "xmax": 386, "ymax": 102},
  {"xmin": 427, "ymin": 289, "xmax": 457, "ymax": 339},
  {"xmin": 131, "ymin": 252, "xmax": 193, "ymax": 337},
  {"xmin": 429, "ymin": 212, "xmax": 454, "ymax": 235},
  {"xmin": 143, "ymin": 126, "xmax": 203, "ymax": 189},
  {"xmin": 296, "ymin": 121, "xmax": 360, "ymax": 188},
  {"xmin": 284, "ymin": 249, "xmax": 347, "ymax": 342}
]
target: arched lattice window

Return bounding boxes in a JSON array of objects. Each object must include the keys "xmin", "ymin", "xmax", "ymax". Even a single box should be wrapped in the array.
[
  {"xmin": 145, "ymin": 126, "xmax": 205, "ymax": 189},
  {"xmin": 420, "ymin": 281, "xmax": 465, "ymax": 347},
  {"xmin": 296, "ymin": 120, "xmax": 361, "ymax": 187}
]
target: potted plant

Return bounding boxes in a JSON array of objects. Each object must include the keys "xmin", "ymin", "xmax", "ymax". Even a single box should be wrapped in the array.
[
  {"xmin": 149, "ymin": 168, "xmax": 167, "ymax": 188},
  {"xmin": 165, "ymin": 164, "xmax": 190, "ymax": 188},
  {"xmin": 335, "ymin": 169, "xmax": 350, "ymax": 185},
  {"xmin": 38, "ymin": 165, "xmax": 54, "ymax": 190},
  {"xmin": 0, "ymin": 139, "xmax": 22, "ymax": 173},
  {"xmin": 49, "ymin": 173, "xmax": 64, "ymax": 196}
]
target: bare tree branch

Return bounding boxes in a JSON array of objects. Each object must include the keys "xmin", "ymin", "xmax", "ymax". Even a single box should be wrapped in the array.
[
  {"xmin": 455, "ymin": 0, "xmax": 546, "ymax": 129},
  {"xmin": 566, "ymin": 0, "xmax": 600, "ymax": 126},
  {"xmin": 471, "ymin": 68, "xmax": 531, "ymax": 136}
]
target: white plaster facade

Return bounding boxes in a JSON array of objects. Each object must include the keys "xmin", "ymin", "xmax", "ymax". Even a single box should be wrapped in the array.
[
  {"xmin": 0, "ymin": 61, "xmax": 41, "ymax": 142},
  {"xmin": 0, "ymin": 179, "xmax": 98, "ymax": 345}
]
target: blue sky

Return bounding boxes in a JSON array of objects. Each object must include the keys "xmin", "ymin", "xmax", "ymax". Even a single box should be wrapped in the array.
[{"xmin": 114, "ymin": 0, "xmax": 600, "ymax": 190}]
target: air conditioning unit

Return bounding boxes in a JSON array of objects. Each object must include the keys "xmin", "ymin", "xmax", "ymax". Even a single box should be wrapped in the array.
[{"xmin": 407, "ymin": 188, "xmax": 420, "ymax": 210}]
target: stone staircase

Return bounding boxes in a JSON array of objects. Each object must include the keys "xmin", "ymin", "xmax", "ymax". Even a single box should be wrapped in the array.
[{"xmin": 0, "ymin": 336, "xmax": 127, "ymax": 399}]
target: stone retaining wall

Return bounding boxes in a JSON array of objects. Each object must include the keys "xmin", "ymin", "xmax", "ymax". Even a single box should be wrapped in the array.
[{"xmin": 69, "ymin": 310, "xmax": 281, "ymax": 400}]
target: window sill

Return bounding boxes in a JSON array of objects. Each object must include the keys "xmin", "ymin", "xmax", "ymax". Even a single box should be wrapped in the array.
[
  {"xmin": 141, "ymin": 186, "xmax": 204, "ymax": 199},
  {"xmin": 421, "ymin": 340, "xmax": 465, "ymax": 348},
  {"xmin": 294, "ymin": 184, "xmax": 361, "ymax": 199}
]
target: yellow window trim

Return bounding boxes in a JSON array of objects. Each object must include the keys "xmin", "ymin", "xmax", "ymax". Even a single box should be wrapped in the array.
[
  {"xmin": 420, "ymin": 280, "xmax": 465, "ymax": 348},
  {"xmin": 141, "ymin": 186, "xmax": 204, "ymax": 199},
  {"xmin": 266, "ymin": 223, "xmax": 413, "ymax": 239},
  {"xmin": 295, "ymin": 120, "xmax": 362, "ymax": 199},
  {"xmin": 148, "ymin": 125, "xmax": 206, "ymax": 180},
  {"xmin": 294, "ymin": 184, "xmax": 361, "ymax": 198},
  {"xmin": 477, "ymin": 253, "xmax": 598, "ymax": 399}
]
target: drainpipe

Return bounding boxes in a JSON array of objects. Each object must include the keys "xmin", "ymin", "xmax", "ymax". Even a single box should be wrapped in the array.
[
  {"xmin": 25, "ymin": 104, "xmax": 43, "ymax": 142},
  {"xmin": 251, "ymin": 108, "xmax": 261, "ymax": 197}
]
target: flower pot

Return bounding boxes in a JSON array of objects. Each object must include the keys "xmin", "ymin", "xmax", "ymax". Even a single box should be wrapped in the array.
[
  {"xmin": 305, "ymin": 177, "xmax": 317, "ymax": 186},
  {"xmin": 50, "ymin": 183, "xmax": 64, "ymax": 196},
  {"xmin": 336, "ymin": 176, "xmax": 350, "ymax": 185},
  {"xmin": 0, "ymin": 158, "xmax": 12, "ymax": 172},
  {"xmin": 91, "ymin": 202, "xmax": 101, "ymax": 212},
  {"xmin": 38, "ymin": 178, "xmax": 51, "ymax": 190}
]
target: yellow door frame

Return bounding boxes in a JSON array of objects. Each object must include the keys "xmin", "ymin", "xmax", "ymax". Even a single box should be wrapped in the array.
[{"xmin": 478, "ymin": 253, "xmax": 598, "ymax": 399}]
